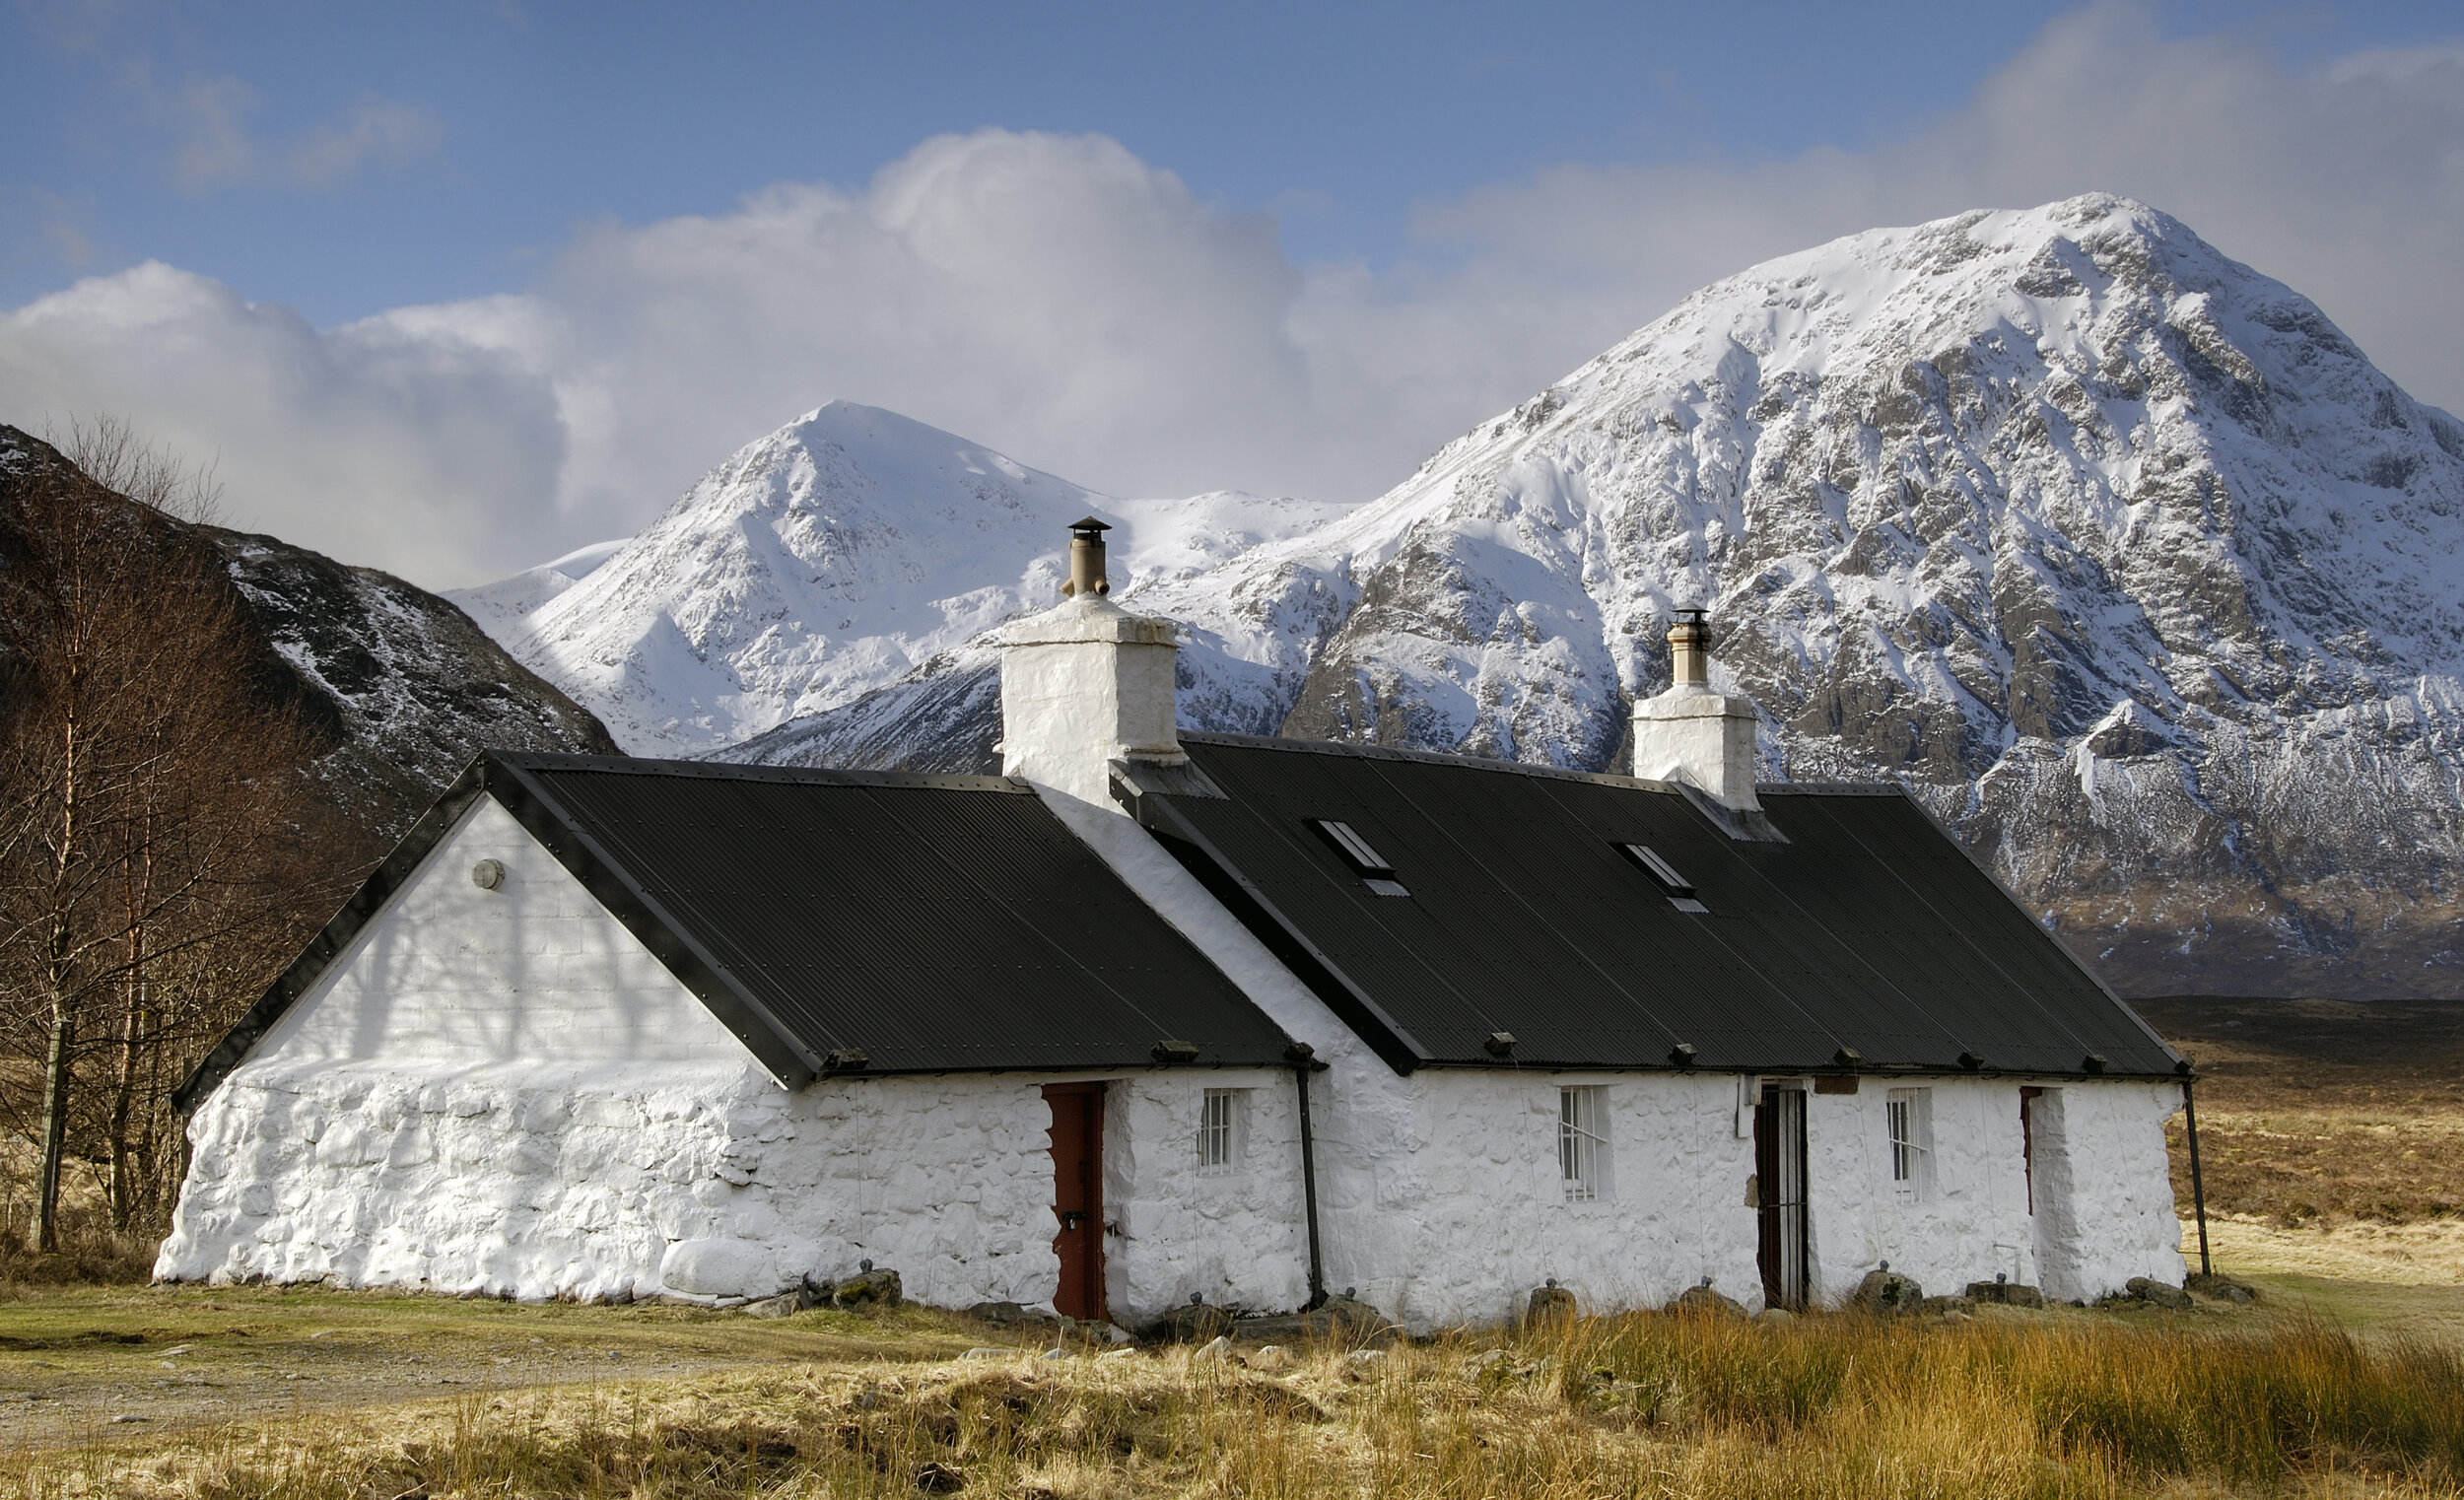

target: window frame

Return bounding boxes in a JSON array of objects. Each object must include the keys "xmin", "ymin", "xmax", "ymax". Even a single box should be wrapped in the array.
[
  {"xmin": 1614, "ymin": 843, "xmax": 1709, "ymax": 914},
  {"xmin": 1886, "ymin": 1086, "xmax": 1934, "ymax": 1202},
  {"xmin": 1198, "ymin": 1087, "xmax": 1247, "ymax": 1178},
  {"xmin": 1310, "ymin": 819, "xmax": 1411, "ymax": 897},
  {"xmin": 1558, "ymin": 1085, "xmax": 1611, "ymax": 1203}
]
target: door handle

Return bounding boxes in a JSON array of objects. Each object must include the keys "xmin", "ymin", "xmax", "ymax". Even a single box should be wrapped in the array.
[{"xmin": 1058, "ymin": 1210, "xmax": 1088, "ymax": 1230}]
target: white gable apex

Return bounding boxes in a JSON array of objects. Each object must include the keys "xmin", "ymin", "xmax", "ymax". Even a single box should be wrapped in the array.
[{"xmin": 246, "ymin": 798, "xmax": 751, "ymax": 1072}]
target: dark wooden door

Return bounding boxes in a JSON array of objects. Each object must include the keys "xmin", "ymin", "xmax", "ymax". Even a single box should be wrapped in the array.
[
  {"xmin": 1044, "ymin": 1083, "xmax": 1105, "ymax": 1321},
  {"xmin": 1755, "ymin": 1085, "xmax": 1809, "ymax": 1311},
  {"xmin": 2020, "ymin": 1085, "xmax": 2044, "ymax": 1215}
]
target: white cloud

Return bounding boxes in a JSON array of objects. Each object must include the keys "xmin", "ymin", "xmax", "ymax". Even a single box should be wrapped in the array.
[
  {"xmin": 3, "ymin": 4, "xmax": 2461, "ymax": 589},
  {"xmin": 0, "ymin": 262, "xmax": 567, "ymax": 582},
  {"xmin": 169, "ymin": 75, "xmax": 443, "ymax": 194}
]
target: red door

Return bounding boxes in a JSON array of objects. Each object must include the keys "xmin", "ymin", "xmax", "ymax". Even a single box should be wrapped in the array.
[{"xmin": 1044, "ymin": 1083, "xmax": 1106, "ymax": 1321}]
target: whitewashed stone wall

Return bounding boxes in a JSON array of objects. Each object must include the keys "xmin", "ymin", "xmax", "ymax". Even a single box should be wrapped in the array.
[
  {"xmin": 1377, "ymin": 1071, "xmax": 1760, "ymax": 1329},
  {"xmin": 241, "ymin": 798, "xmax": 753, "ymax": 1066},
  {"xmin": 1104, "ymin": 1068, "xmax": 1311, "ymax": 1321},
  {"xmin": 2019, "ymin": 1079, "xmax": 2186, "ymax": 1302},
  {"xmin": 1800, "ymin": 1076, "xmax": 2183, "ymax": 1304},
  {"xmin": 158, "ymin": 1057, "xmax": 1058, "ymax": 1304},
  {"xmin": 158, "ymin": 797, "xmax": 1317, "ymax": 1320},
  {"xmin": 1349, "ymin": 1071, "xmax": 2182, "ymax": 1325}
]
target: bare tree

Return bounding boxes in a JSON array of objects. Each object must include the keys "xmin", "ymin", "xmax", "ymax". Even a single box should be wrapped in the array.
[{"xmin": 0, "ymin": 420, "xmax": 325, "ymax": 1250}]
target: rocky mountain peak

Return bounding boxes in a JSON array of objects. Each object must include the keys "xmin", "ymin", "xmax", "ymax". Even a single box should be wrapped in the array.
[
  {"xmin": 461, "ymin": 399, "xmax": 1343, "ymax": 755},
  {"xmin": 471, "ymin": 199, "xmax": 2464, "ymax": 996}
]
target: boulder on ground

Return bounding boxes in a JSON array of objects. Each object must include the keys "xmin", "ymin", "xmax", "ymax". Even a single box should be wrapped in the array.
[
  {"xmin": 1250, "ymin": 1344, "xmax": 1298, "ymax": 1372},
  {"xmin": 1190, "ymin": 1334, "xmax": 1235, "ymax": 1364},
  {"xmin": 1142, "ymin": 1298, "xmax": 1237, "ymax": 1345},
  {"xmin": 1526, "ymin": 1284, "xmax": 1578, "ymax": 1325},
  {"xmin": 1752, "ymin": 1307, "xmax": 1797, "ymax": 1326},
  {"xmin": 1669, "ymin": 1285, "xmax": 1747, "ymax": 1320},
  {"xmin": 1850, "ymin": 1268, "xmax": 1924, "ymax": 1315},
  {"xmin": 1210, "ymin": 1293, "xmax": 1393, "ymax": 1347},
  {"xmin": 966, "ymin": 1300, "xmax": 1061, "ymax": 1330},
  {"xmin": 1965, "ymin": 1279, "xmax": 2046, "ymax": 1308},
  {"xmin": 2124, "ymin": 1276, "xmax": 2192, "ymax": 1310},
  {"xmin": 1920, "ymin": 1294, "xmax": 1977, "ymax": 1317},
  {"xmin": 659, "ymin": 1237, "xmax": 782, "ymax": 1299},
  {"xmin": 2186, "ymin": 1271, "xmax": 2259, "ymax": 1305},
  {"xmin": 832, "ymin": 1266, "xmax": 902, "ymax": 1309},
  {"xmin": 741, "ymin": 1290, "xmax": 809, "ymax": 1319}
]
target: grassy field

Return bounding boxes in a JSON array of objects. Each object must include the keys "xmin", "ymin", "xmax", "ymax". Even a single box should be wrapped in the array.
[
  {"xmin": 3, "ymin": 1288, "xmax": 2461, "ymax": 1499},
  {"xmin": 1, "ymin": 993, "xmax": 2458, "ymax": 1496}
]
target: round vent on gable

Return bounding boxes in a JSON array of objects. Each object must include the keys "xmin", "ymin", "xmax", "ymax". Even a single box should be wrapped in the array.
[{"xmin": 471, "ymin": 858, "xmax": 507, "ymax": 891}]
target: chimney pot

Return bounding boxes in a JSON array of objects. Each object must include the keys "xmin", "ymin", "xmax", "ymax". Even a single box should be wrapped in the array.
[
  {"xmin": 1668, "ymin": 607, "xmax": 1710, "ymax": 685},
  {"xmin": 1061, "ymin": 515, "xmax": 1112, "ymax": 598}
]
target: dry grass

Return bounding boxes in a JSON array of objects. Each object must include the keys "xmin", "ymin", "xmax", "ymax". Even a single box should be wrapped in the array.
[
  {"xmin": 2136, "ymin": 996, "xmax": 2464, "ymax": 1231},
  {"xmin": 6, "ymin": 1308, "xmax": 2463, "ymax": 1499}
]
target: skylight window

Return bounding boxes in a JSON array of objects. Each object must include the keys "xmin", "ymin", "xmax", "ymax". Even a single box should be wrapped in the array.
[
  {"xmin": 1311, "ymin": 819, "xmax": 1410, "ymax": 897},
  {"xmin": 1617, "ymin": 843, "xmax": 1708, "ymax": 914}
]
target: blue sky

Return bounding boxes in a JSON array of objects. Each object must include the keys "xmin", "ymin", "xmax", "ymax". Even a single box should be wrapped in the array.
[
  {"xmin": 8, "ymin": 1, "xmax": 2449, "ymax": 320},
  {"xmin": 5, "ymin": 2, "xmax": 2464, "ymax": 583}
]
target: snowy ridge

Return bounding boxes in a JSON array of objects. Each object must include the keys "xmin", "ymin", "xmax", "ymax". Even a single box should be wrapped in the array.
[
  {"xmin": 463, "ymin": 402, "xmax": 1343, "ymax": 755},
  {"xmin": 467, "ymin": 196, "xmax": 2464, "ymax": 995}
]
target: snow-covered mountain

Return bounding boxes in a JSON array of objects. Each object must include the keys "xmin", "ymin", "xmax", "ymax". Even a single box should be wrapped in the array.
[
  {"xmin": 451, "ymin": 403, "xmax": 1343, "ymax": 755},
  {"xmin": 463, "ymin": 196, "xmax": 2464, "ymax": 997}
]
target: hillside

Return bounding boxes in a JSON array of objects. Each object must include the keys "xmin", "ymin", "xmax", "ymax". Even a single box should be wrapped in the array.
[{"xmin": 0, "ymin": 424, "xmax": 617, "ymax": 853}]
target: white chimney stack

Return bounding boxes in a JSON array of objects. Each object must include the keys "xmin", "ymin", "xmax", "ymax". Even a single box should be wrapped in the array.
[
  {"xmin": 999, "ymin": 517, "xmax": 1185, "ymax": 805},
  {"xmin": 1631, "ymin": 608, "xmax": 1761, "ymax": 810}
]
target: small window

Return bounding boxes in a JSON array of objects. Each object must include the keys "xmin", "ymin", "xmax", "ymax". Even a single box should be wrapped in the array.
[
  {"xmin": 1558, "ymin": 1086, "xmax": 1610, "ymax": 1202},
  {"xmin": 1198, "ymin": 1088, "xmax": 1248, "ymax": 1176},
  {"xmin": 1312, "ymin": 820, "xmax": 1410, "ymax": 896},
  {"xmin": 1616, "ymin": 843, "xmax": 1708, "ymax": 913},
  {"xmin": 1887, "ymin": 1088, "xmax": 1934, "ymax": 1200},
  {"xmin": 1314, "ymin": 819, "xmax": 1393, "ymax": 873}
]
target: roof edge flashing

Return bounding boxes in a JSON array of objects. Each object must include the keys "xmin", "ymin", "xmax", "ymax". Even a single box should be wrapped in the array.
[{"xmin": 1674, "ymin": 781, "xmax": 1790, "ymax": 844}]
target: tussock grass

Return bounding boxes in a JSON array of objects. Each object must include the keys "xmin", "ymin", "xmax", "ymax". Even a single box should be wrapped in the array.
[{"xmin": 9, "ymin": 1308, "xmax": 2462, "ymax": 1499}]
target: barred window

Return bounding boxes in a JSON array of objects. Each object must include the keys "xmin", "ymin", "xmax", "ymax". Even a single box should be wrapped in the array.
[
  {"xmin": 1199, "ymin": 1088, "xmax": 1246, "ymax": 1175},
  {"xmin": 1559, "ymin": 1086, "xmax": 1610, "ymax": 1202},
  {"xmin": 1887, "ymin": 1088, "xmax": 1934, "ymax": 1199}
]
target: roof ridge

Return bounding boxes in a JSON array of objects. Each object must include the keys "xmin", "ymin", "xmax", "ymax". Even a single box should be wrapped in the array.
[
  {"xmin": 1178, "ymin": 733, "xmax": 1908, "ymax": 799},
  {"xmin": 491, "ymin": 751, "xmax": 1026, "ymax": 792},
  {"xmin": 1177, "ymin": 731, "xmax": 1677, "ymax": 790}
]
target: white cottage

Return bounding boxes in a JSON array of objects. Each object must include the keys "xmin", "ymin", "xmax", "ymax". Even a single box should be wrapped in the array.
[{"xmin": 159, "ymin": 520, "xmax": 2190, "ymax": 1328}]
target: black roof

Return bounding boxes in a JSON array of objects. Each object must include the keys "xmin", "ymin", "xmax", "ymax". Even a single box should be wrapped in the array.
[
  {"xmin": 177, "ymin": 753, "xmax": 1297, "ymax": 1109},
  {"xmin": 1114, "ymin": 734, "xmax": 2180, "ymax": 1080}
]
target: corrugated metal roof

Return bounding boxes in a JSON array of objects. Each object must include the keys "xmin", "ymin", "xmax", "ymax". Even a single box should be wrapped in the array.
[
  {"xmin": 1118, "ymin": 734, "xmax": 2180, "ymax": 1080},
  {"xmin": 180, "ymin": 752, "xmax": 1298, "ymax": 1107}
]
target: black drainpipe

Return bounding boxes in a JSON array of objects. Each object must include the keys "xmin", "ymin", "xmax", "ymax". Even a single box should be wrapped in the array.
[
  {"xmin": 2181, "ymin": 1067, "xmax": 2212, "ymax": 1278},
  {"xmin": 1290, "ymin": 1045, "xmax": 1328, "ymax": 1309}
]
